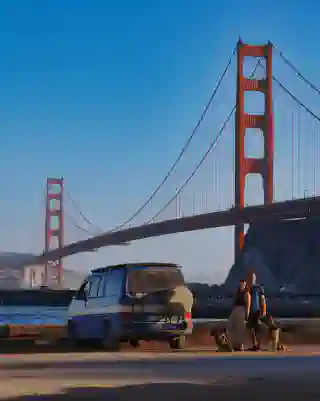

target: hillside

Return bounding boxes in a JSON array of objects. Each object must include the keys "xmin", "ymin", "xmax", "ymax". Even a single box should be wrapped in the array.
[
  {"xmin": 0, "ymin": 252, "xmax": 36, "ymax": 268},
  {"xmin": 62, "ymin": 268, "xmax": 85, "ymax": 289},
  {"xmin": 224, "ymin": 217, "xmax": 320, "ymax": 293},
  {"xmin": 0, "ymin": 252, "xmax": 85, "ymax": 289}
]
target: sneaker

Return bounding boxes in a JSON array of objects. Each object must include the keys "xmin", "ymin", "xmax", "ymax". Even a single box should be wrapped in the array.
[{"xmin": 248, "ymin": 345, "xmax": 261, "ymax": 351}]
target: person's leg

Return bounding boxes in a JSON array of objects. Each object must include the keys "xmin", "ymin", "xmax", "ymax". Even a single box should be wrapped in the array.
[
  {"xmin": 248, "ymin": 312, "xmax": 260, "ymax": 350},
  {"xmin": 261, "ymin": 314, "xmax": 279, "ymax": 351},
  {"xmin": 253, "ymin": 319, "xmax": 261, "ymax": 349}
]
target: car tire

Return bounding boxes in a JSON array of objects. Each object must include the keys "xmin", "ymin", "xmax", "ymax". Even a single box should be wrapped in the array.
[
  {"xmin": 67, "ymin": 321, "xmax": 80, "ymax": 349},
  {"xmin": 102, "ymin": 321, "xmax": 120, "ymax": 351},
  {"xmin": 169, "ymin": 335, "xmax": 186, "ymax": 350},
  {"xmin": 129, "ymin": 339, "xmax": 140, "ymax": 348}
]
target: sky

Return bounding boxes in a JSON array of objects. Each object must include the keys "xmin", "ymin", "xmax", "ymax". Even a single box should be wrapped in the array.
[{"xmin": 0, "ymin": 0, "xmax": 319, "ymax": 284}]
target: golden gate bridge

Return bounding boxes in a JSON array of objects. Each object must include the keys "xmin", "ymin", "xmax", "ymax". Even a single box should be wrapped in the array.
[{"xmin": 33, "ymin": 40, "xmax": 320, "ymax": 287}]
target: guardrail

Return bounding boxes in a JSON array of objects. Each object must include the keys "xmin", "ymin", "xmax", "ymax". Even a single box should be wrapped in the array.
[
  {"xmin": 1, "ymin": 316, "xmax": 320, "ymax": 340},
  {"xmin": 0, "ymin": 306, "xmax": 318, "ymax": 341}
]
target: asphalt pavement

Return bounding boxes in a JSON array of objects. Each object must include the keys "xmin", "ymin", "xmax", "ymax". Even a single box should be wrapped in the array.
[{"xmin": 0, "ymin": 348, "xmax": 319, "ymax": 399}]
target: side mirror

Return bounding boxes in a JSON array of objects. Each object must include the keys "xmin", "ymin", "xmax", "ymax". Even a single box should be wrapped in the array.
[{"xmin": 76, "ymin": 288, "xmax": 88, "ymax": 301}]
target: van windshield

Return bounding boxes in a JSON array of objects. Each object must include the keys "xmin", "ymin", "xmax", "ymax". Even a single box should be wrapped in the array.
[{"xmin": 127, "ymin": 266, "xmax": 184, "ymax": 296}]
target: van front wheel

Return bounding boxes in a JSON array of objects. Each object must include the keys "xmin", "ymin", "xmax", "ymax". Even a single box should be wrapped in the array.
[
  {"xmin": 102, "ymin": 321, "xmax": 120, "ymax": 351},
  {"xmin": 169, "ymin": 336, "xmax": 186, "ymax": 350},
  {"xmin": 67, "ymin": 321, "xmax": 80, "ymax": 349}
]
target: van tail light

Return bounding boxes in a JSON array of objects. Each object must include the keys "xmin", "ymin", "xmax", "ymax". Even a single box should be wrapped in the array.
[
  {"xmin": 184, "ymin": 312, "xmax": 192, "ymax": 321},
  {"xmin": 184, "ymin": 311, "xmax": 192, "ymax": 328}
]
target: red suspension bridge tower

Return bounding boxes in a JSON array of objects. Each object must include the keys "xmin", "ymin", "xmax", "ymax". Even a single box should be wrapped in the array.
[
  {"xmin": 45, "ymin": 177, "xmax": 64, "ymax": 287},
  {"xmin": 234, "ymin": 40, "xmax": 274, "ymax": 258}
]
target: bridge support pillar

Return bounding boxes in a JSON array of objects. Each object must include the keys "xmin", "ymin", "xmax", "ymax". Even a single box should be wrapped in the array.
[
  {"xmin": 234, "ymin": 40, "xmax": 274, "ymax": 260},
  {"xmin": 45, "ymin": 177, "xmax": 64, "ymax": 287}
]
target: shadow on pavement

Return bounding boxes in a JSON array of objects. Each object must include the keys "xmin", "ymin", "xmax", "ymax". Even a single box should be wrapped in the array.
[
  {"xmin": 2, "ymin": 381, "xmax": 320, "ymax": 401},
  {"xmin": 0, "ymin": 357, "xmax": 219, "ymax": 375}
]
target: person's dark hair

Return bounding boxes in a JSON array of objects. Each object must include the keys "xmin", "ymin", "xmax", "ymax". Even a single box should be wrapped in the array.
[{"xmin": 239, "ymin": 279, "xmax": 247, "ymax": 290}]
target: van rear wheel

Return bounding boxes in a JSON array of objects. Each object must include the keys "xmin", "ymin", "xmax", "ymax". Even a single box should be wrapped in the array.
[
  {"xmin": 129, "ymin": 339, "xmax": 140, "ymax": 348},
  {"xmin": 102, "ymin": 321, "xmax": 120, "ymax": 351},
  {"xmin": 169, "ymin": 336, "xmax": 186, "ymax": 350}
]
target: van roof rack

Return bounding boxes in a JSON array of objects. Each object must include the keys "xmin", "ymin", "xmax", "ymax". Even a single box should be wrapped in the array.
[{"xmin": 91, "ymin": 262, "xmax": 181, "ymax": 274}]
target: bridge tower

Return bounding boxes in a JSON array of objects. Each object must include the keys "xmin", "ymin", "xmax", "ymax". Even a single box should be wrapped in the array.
[
  {"xmin": 234, "ymin": 40, "xmax": 274, "ymax": 260},
  {"xmin": 45, "ymin": 177, "xmax": 64, "ymax": 287}
]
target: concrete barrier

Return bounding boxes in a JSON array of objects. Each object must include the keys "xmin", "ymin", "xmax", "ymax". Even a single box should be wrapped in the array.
[
  {"xmin": 193, "ymin": 317, "xmax": 320, "ymax": 329},
  {"xmin": 192, "ymin": 318, "xmax": 320, "ymax": 346}
]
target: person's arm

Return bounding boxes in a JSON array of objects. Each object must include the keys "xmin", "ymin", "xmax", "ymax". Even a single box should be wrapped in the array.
[{"xmin": 244, "ymin": 291, "xmax": 251, "ymax": 321}]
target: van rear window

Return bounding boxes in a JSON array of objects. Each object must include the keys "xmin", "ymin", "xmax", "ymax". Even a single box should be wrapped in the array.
[{"xmin": 127, "ymin": 266, "xmax": 184, "ymax": 296}]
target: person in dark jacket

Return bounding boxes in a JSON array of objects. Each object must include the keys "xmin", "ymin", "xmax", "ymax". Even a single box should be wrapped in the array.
[{"xmin": 247, "ymin": 271, "xmax": 279, "ymax": 351}]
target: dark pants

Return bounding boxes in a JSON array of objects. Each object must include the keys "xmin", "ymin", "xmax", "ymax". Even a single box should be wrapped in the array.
[{"xmin": 248, "ymin": 311, "xmax": 278, "ymax": 347}]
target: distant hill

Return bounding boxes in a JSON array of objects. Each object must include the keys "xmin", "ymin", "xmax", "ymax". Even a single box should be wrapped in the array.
[
  {"xmin": 0, "ymin": 252, "xmax": 85, "ymax": 289},
  {"xmin": 62, "ymin": 268, "xmax": 85, "ymax": 289},
  {"xmin": 0, "ymin": 252, "xmax": 36, "ymax": 268},
  {"xmin": 224, "ymin": 217, "xmax": 320, "ymax": 294}
]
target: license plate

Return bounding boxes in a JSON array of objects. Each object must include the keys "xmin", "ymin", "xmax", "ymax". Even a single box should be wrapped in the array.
[{"xmin": 160, "ymin": 316, "xmax": 183, "ymax": 324}]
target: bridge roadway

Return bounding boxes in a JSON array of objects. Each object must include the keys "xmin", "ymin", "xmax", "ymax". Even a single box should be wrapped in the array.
[
  {"xmin": 0, "ymin": 347, "xmax": 320, "ymax": 400},
  {"xmin": 30, "ymin": 195, "xmax": 320, "ymax": 263}
]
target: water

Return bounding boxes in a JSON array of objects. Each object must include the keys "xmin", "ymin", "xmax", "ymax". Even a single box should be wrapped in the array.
[{"xmin": 0, "ymin": 306, "xmax": 68, "ymax": 326}]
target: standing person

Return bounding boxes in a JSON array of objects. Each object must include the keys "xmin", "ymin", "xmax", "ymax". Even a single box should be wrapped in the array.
[
  {"xmin": 227, "ymin": 279, "xmax": 251, "ymax": 351},
  {"xmin": 247, "ymin": 271, "xmax": 280, "ymax": 351}
]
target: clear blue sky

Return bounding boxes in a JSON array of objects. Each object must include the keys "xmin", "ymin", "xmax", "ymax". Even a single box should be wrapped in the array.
[{"xmin": 0, "ymin": 0, "xmax": 319, "ymax": 283}]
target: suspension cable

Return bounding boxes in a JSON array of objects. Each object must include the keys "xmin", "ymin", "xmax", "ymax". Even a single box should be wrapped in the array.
[
  {"xmin": 107, "ymin": 44, "xmax": 238, "ymax": 232},
  {"xmin": 144, "ymin": 61, "xmax": 260, "ymax": 223},
  {"xmin": 256, "ymin": 59, "xmax": 320, "ymax": 123},
  {"xmin": 64, "ymin": 210, "xmax": 96, "ymax": 236},
  {"xmin": 144, "ymin": 105, "xmax": 236, "ymax": 224},
  {"xmin": 273, "ymin": 75, "xmax": 320, "ymax": 123},
  {"xmin": 67, "ymin": 191, "xmax": 103, "ymax": 234},
  {"xmin": 273, "ymin": 45, "xmax": 320, "ymax": 97}
]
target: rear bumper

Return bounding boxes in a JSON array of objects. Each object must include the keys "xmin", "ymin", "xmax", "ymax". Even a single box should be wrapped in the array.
[{"xmin": 121, "ymin": 321, "xmax": 193, "ymax": 341}]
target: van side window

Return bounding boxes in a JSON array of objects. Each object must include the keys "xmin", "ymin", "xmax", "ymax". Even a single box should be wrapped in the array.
[
  {"xmin": 97, "ymin": 276, "xmax": 105, "ymax": 298},
  {"xmin": 88, "ymin": 276, "xmax": 102, "ymax": 299},
  {"xmin": 105, "ymin": 269, "xmax": 123, "ymax": 298}
]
